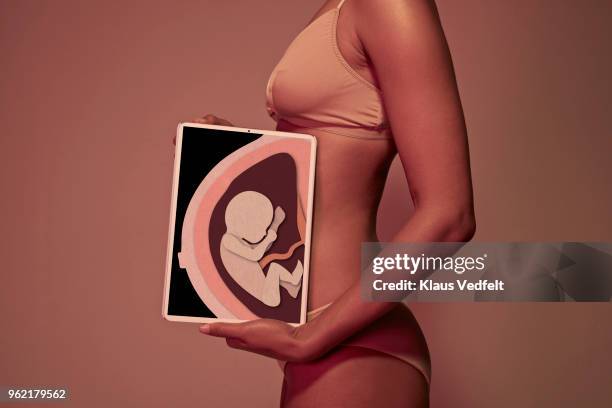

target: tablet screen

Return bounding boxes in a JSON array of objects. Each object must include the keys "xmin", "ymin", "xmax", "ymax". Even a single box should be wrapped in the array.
[{"xmin": 163, "ymin": 124, "xmax": 316, "ymax": 324}]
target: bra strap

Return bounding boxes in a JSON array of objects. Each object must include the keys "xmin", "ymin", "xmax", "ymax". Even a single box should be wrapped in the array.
[{"xmin": 337, "ymin": 0, "xmax": 348, "ymax": 10}]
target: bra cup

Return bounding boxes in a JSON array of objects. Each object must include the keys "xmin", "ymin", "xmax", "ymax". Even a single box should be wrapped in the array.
[{"xmin": 265, "ymin": 8, "xmax": 389, "ymax": 137}]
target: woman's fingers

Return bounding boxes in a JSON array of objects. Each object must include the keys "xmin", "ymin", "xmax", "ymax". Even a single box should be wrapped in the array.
[
  {"xmin": 172, "ymin": 114, "xmax": 234, "ymax": 145},
  {"xmin": 193, "ymin": 114, "xmax": 214, "ymax": 124},
  {"xmin": 193, "ymin": 114, "xmax": 233, "ymax": 126},
  {"xmin": 216, "ymin": 117, "xmax": 234, "ymax": 126},
  {"xmin": 200, "ymin": 322, "xmax": 245, "ymax": 339},
  {"xmin": 226, "ymin": 337, "xmax": 249, "ymax": 349}
]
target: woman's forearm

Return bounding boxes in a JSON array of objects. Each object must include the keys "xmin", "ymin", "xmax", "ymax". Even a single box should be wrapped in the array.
[{"xmin": 294, "ymin": 206, "xmax": 475, "ymax": 360}]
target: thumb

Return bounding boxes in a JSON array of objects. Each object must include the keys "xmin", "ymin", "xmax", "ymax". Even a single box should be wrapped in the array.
[{"xmin": 199, "ymin": 322, "xmax": 245, "ymax": 339}]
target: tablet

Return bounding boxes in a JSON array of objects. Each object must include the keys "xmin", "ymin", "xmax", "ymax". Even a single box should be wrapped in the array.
[{"xmin": 162, "ymin": 123, "xmax": 316, "ymax": 325}]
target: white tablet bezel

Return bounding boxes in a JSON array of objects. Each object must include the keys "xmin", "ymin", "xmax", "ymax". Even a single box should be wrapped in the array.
[{"xmin": 162, "ymin": 122, "xmax": 317, "ymax": 326}]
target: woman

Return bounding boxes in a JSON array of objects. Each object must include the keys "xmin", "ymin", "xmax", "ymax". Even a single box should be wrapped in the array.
[{"xmin": 192, "ymin": 0, "xmax": 475, "ymax": 406}]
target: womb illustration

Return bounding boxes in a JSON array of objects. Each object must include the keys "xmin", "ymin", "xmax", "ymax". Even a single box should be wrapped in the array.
[{"xmin": 165, "ymin": 125, "xmax": 315, "ymax": 324}]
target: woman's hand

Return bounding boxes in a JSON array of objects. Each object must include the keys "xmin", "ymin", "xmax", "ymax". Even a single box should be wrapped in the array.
[
  {"xmin": 172, "ymin": 114, "xmax": 234, "ymax": 145},
  {"xmin": 199, "ymin": 319, "xmax": 315, "ymax": 362}
]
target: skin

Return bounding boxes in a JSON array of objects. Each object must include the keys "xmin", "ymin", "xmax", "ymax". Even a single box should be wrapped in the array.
[{"xmin": 178, "ymin": 0, "xmax": 475, "ymax": 406}]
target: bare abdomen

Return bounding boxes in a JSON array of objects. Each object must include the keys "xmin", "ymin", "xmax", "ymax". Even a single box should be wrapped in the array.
[{"xmin": 277, "ymin": 122, "xmax": 397, "ymax": 309}]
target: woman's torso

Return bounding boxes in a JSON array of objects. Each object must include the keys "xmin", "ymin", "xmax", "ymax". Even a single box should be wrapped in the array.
[
  {"xmin": 268, "ymin": 0, "xmax": 397, "ymax": 309},
  {"xmin": 278, "ymin": 120, "xmax": 394, "ymax": 308}
]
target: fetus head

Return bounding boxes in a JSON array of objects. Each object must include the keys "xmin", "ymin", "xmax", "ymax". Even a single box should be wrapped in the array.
[{"xmin": 225, "ymin": 191, "xmax": 273, "ymax": 244}]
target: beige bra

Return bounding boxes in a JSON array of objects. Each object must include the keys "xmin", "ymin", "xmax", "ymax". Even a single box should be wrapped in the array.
[{"xmin": 265, "ymin": 0, "xmax": 391, "ymax": 140}]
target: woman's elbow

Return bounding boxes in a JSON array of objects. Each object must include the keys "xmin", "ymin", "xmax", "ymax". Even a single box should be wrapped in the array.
[
  {"xmin": 445, "ymin": 208, "xmax": 476, "ymax": 242},
  {"xmin": 420, "ymin": 205, "xmax": 475, "ymax": 242}
]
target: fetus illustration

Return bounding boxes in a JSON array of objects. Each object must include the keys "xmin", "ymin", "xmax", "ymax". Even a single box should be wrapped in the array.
[{"xmin": 220, "ymin": 190, "xmax": 303, "ymax": 307}]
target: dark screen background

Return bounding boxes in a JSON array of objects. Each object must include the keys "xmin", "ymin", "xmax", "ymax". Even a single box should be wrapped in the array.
[{"xmin": 167, "ymin": 126, "xmax": 262, "ymax": 317}]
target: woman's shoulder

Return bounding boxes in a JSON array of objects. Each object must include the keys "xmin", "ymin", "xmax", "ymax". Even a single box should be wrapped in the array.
[{"xmin": 351, "ymin": 0, "xmax": 440, "ymax": 33}]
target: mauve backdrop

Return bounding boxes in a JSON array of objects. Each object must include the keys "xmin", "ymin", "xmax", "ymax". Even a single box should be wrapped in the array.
[{"xmin": 1, "ymin": 0, "xmax": 611, "ymax": 407}]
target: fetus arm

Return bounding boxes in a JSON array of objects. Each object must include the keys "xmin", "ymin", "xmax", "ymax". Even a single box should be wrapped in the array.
[
  {"xmin": 258, "ymin": 206, "xmax": 285, "ymax": 254},
  {"xmin": 269, "ymin": 206, "xmax": 285, "ymax": 233},
  {"xmin": 222, "ymin": 232, "xmax": 276, "ymax": 261},
  {"xmin": 258, "ymin": 205, "xmax": 305, "ymax": 269}
]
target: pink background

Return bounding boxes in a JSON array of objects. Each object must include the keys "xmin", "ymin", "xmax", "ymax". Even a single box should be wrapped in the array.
[{"xmin": 1, "ymin": 0, "xmax": 611, "ymax": 406}]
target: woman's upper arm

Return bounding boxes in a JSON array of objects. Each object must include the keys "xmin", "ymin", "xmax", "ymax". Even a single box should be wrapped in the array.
[{"xmin": 355, "ymin": 0, "xmax": 474, "ymax": 215}]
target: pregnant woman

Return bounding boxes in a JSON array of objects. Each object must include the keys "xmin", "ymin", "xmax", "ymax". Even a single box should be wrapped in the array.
[{"xmin": 193, "ymin": 0, "xmax": 475, "ymax": 406}]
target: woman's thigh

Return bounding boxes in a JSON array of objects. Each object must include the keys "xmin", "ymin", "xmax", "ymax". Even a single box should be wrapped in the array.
[{"xmin": 280, "ymin": 346, "xmax": 429, "ymax": 408}]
